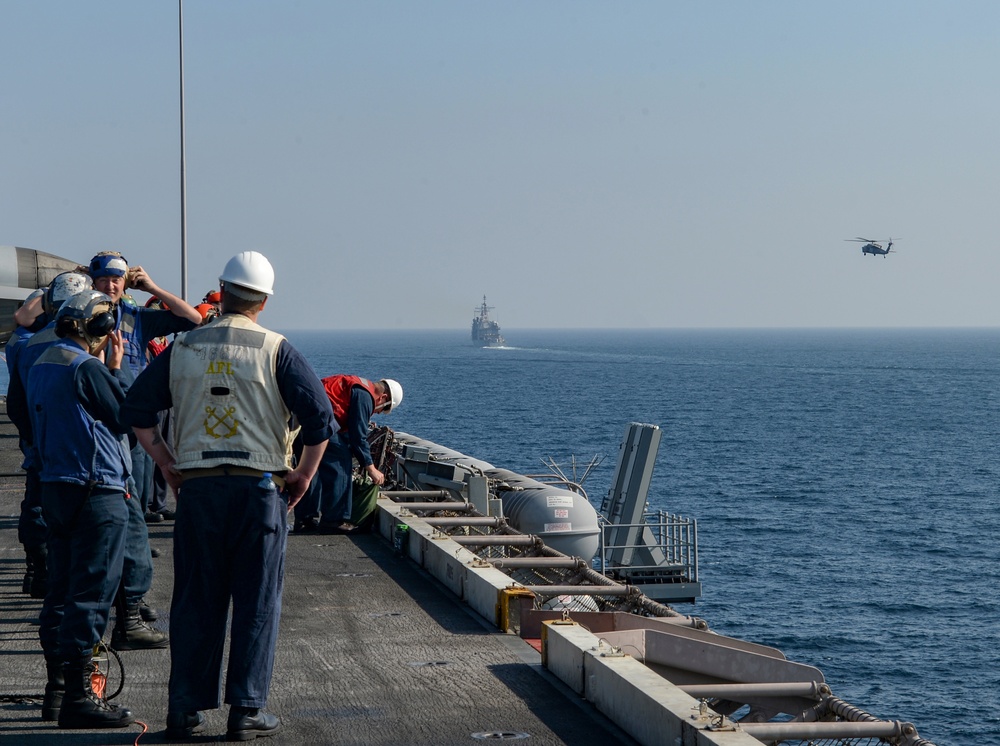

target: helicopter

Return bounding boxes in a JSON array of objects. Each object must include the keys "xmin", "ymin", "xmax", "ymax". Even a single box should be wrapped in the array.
[{"xmin": 846, "ymin": 237, "xmax": 897, "ymax": 257}]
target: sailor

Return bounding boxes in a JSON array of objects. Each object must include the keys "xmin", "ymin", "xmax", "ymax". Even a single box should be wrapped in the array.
[
  {"xmin": 88, "ymin": 251, "xmax": 200, "ymax": 511},
  {"xmin": 85, "ymin": 252, "xmax": 202, "ymax": 376},
  {"xmin": 141, "ymin": 295, "xmax": 174, "ymax": 521},
  {"xmin": 5, "ymin": 279, "xmax": 89, "ymax": 599},
  {"xmin": 86, "ymin": 252, "xmax": 201, "ymax": 650},
  {"xmin": 122, "ymin": 250, "xmax": 333, "ymax": 741},
  {"xmin": 202, "ymin": 288, "xmax": 222, "ymax": 314},
  {"xmin": 293, "ymin": 375, "xmax": 402, "ymax": 534},
  {"xmin": 194, "ymin": 301, "xmax": 219, "ymax": 323},
  {"xmin": 27, "ymin": 289, "xmax": 135, "ymax": 729},
  {"xmin": 144, "ymin": 295, "xmax": 172, "ymax": 361},
  {"xmin": 12, "ymin": 256, "xmax": 200, "ymax": 634}
]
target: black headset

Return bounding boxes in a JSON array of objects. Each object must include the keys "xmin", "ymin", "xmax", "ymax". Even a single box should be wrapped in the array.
[{"xmin": 85, "ymin": 310, "xmax": 117, "ymax": 338}]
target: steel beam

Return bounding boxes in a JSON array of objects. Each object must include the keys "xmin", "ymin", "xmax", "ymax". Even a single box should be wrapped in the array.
[
  {"xmin": 740, "ymin": 720, "xmax": 918, "ymax": 740},
  {"xmin": 391, "ymin": 501, "xmax": 474, "ymax": 512},
  {"xmin": 382, "ymin": 490, "xmax": 450, "ymax": 499},
  {"xmin": 485, "ymin": 558, "xmax": 585, "ymax": 569},
  {"xmin": 423, "ymin": 517, "xmax": 501, "ymax": 528},
  {"xmin": 521, "ymin": 584, "xmax": 630, "ymax": 596},
  {"xmin": 680, "ymin": 682, "xmax": 827, "ymax": 699},
  {"xmin": 452, "ymin": 535, "xmax": 541, "ymax": 546}
]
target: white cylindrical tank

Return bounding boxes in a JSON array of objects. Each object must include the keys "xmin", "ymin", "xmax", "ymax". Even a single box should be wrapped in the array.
[
  {"xmin": 486, "ymin": 468, "xmax": 601, "ymax": 560},
  {"xmin": 391, "ymin": 434, "xmax": 601, "ymax": 559}
]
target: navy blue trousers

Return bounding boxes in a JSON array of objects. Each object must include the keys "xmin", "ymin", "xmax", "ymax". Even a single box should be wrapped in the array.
[
  {"xmin": 121, "ymin": 491, "xmax": 153, "ymax": 605},
  {"xmin": 131, "ymin": 441, "xmax": 154, "ymax": 514},
  {"xmin": 38, "ymin": 484, "xmax": 128, "ymax": 659},
  {"xmin": 168, "ymin": 475, "xmax": 288, "ymax": 712},
  {"xmin": 17, "ymin": 464, "xmax": 46, "ymax": 550},
  {"xmin": 294, "ymin": 436, "xmax": 353, "ymax": 526},
  {"xmin": 148, "ymin": 411, "xmax": 170, "ymax": 513},
  {"xmin": 317, "ymin": 438, "xmax": 353, "ymax": 526}
]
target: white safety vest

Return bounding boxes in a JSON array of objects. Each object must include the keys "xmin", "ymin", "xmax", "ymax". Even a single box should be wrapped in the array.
[{"xmin": 168, "ymin": 314, "xmax": 298, "ymax": 472}]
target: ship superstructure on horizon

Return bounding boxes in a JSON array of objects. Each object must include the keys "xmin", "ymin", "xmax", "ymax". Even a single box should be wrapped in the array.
[{"xmin": 471, "ymin": 295, "xmax": 505, "ymax": 347}]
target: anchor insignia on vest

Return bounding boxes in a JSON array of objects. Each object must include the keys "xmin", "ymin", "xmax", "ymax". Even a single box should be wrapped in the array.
[{"xmin": 204, "ymin": 406, "xmax": 238, "ymax": 439}]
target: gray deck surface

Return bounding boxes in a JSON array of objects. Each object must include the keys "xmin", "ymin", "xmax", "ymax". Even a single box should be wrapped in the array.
[{"xmin": 0, "ymin": 405, "xmax": 634, "ymax": 744}]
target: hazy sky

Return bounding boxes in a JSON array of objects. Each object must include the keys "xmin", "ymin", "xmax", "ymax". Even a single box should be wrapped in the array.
[{"xmin": 3, "ymin": 1, "xmax": 999, "ymax": 330}]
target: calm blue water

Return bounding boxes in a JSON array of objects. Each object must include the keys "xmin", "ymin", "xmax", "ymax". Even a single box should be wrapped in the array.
[
  {"xmin": 4, "ymin": 328, "xmax": 995, "ymax": 744},
  {"xmin": 284, "ymin": 327, "xmax": 998, "ymax": 746}
]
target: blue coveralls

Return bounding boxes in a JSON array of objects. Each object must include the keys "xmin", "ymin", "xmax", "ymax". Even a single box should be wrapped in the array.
[
  {"xmin": 6, "ymin": 326, "xmax": 48, "ymax": 555},
  {"xmin": 41, "ymin": 485, "xmax": 128, "ymax": 658},
  {"xmin": 121, "ymin": 318, "xmax": 333, "ymax": 712},
  {"xmin": 314, "ymin": 437, "xmax": 355, "ymax": 526},
  {"xmin": 5, "ymin": 323, "xmax": 54, "ymax": 554},
  {"xmin": 11, "ymin": 312, "xmax": 161, "ymax": 613},
  {"xmin": 28, "ymin": 339, "xmax": 132, "ymax": 659},
  {"xmin": 296, "ymin": 386, "xmax": 375, "ymax": 528},
  {"xmin": 115, "ymin": 304, "xmax": 196, "ymax": 606}
]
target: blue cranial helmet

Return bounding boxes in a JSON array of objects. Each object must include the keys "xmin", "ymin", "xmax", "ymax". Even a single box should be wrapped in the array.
[{"xmin": 89, "ymin": 252, "xmax": 129, "ymax": 279}]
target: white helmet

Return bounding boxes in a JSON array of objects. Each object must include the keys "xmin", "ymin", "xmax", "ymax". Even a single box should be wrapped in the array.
[
  {"xmin": 44, "ymin": 272, "xmax": 93, "ymax": 317},
  {"xmin": 219, "ymin": 251, "xmax": 274, "ymax": 298},
  {"xmin": 381, "ymin": 379, "xmax": 403, "ymax": 413}
]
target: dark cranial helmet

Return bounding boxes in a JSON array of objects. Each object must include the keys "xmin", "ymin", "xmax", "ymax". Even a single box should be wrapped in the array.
[{"xmin": 55, "ymin": 289, "xmax": 119, "ymax": 350}]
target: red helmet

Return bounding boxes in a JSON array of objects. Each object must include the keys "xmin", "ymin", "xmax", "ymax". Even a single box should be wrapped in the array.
[
  {"xmin": 194, "ymin": 303, "xmax": 216, "ymax": 321},
  {"xmin": 204, "ymin": 290, "xmax": 222, "ymax": 304},
  {"xmin": 145, "ymin": 296, "xmax": 169, "ymax": 310}
]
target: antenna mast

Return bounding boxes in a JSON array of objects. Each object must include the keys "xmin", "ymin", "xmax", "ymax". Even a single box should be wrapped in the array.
[{"xmin": 178, "ymin": 0, "xmax": 188, "ymax": 301}]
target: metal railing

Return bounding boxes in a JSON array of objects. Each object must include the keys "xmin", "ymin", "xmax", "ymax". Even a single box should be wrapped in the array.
[{"xmin": 597, "ymin": 509, "xmax": 699, "ymax": 584}]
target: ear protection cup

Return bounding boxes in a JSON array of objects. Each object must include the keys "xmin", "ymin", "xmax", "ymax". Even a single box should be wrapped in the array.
[
  {"xmin": 85, "ymin": 311, "xmax": 116, "ymax": 338},
  {"xmin": 55, "ymin": 290, "xmax": 117, "ymax": 344}
]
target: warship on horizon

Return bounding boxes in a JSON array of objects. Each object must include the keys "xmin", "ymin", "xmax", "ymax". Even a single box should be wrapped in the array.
[{"xmin": 471, "ymin": 295, "xmax": 505, "ymax": 347}]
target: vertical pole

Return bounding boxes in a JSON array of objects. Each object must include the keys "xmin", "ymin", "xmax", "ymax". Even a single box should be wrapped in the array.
[{"xmin": 179, "ymin": 0, "xmax": 188, "ymax": 301}]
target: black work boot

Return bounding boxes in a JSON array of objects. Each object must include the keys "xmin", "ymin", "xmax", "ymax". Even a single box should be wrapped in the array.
[
  {"xmin": 227, "ymin": 706, "xmax": 282, "ymax": 741},
  {"xmin": 27, "ymin": 545, "xmax": 48, "ymax": 599},
  {"xmin": 41, "ymin": 656, "xmax": 65, "ymax": 721},
  {"xmin": 138, "ymin": 598, "xmax": 158, "ymax": 622},
  {"xmin": 58, "ymin": 655, "xmax": 134, "ymax": 729},
  {"xmin": 166, "ymin": 710, "xmax": 206, "ymax": 740},
  {"xmin": 110, "ymin": 602, "xmax": 169, "ymax": 651}
]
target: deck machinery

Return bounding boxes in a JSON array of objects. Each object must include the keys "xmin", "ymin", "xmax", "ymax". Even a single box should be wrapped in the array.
[
  {"xmin": 370, "ymin": 424, "xmax": 937, "ymax": 746},
  {"xmin": 599, "ymin": 422, "xmax": 701, "ymax": 602}
]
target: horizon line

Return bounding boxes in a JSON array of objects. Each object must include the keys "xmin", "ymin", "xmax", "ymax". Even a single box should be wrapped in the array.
[{"xmin": 276, "ymin": 325, "xmax": 1000, "ymax": 333}]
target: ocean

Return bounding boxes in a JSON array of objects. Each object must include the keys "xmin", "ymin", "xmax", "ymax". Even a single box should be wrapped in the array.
[
  {"xmin": 286, "ymin": 327, "xmax": 999, "ymax": 746},
  {"xmin": 4, "ymin": 327, "xmax": 996, "ymax": 745}
]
